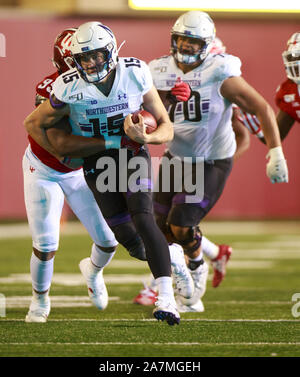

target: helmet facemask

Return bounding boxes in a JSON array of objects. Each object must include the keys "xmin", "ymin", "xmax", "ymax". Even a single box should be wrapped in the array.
[
  {"xmin": 73, "ymin": 43, "xmax": 116, "ymax": 83},
  {"xmin": 282, "ymin": 32, "xmax": 300, "ymax": 85},
  {"xmin": 171, "ymin": 33, "xmax": 213, "ymax": 65}
]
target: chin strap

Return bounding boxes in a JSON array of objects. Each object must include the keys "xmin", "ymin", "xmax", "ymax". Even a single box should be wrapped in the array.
[{"xmin": 117, "ymin": 40, "xmax": 126, "ymax": 54}]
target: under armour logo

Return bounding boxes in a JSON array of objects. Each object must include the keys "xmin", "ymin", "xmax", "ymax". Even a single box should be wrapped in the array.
[
  {"xmin": 84, "ymin": 168, "xmax": 95, "ymax": 175},
  {"xmin": 118, "ymin": 93, "xmax": 127, "ymax": 100},
  {"xmin": 29, "ymin": 166, "xmax": 35, "ymax": 173}
]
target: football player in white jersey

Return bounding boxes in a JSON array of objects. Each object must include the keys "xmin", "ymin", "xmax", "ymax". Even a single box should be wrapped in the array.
[
  {"xmin": 133, "ymin": 36, "xmax": 251, "ymax": 308},
  {"xmin": 146, "ymin": 11, "xmax": 288, "ymax": 312},
  {"xmin": 24, "ymin": 22, "xmax": 182, "ymax": 325},
  {"xmin": 23, "ymin": 28, "xmax": 118, "ymax": 323}
]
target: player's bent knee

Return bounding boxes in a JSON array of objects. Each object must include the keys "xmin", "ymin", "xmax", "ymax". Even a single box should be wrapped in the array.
[
  {"xmin": 108, "ymin": 219, "xmax": 147, "ymax": 261},
  {"xmin": 123, "ymin": 235, "xmax": 147, "ymax": 261}
]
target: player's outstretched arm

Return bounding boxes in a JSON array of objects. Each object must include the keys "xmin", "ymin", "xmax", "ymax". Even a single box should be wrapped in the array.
[
  {"xmin": 221, "ymin": 76, "xmax": 288, "ymax": 183},
  {"xmin": 231, "ymin": 107, "xmax": 251, "ymax": 161},
  {"xmin": 221, "ymin": 77, "xmax": 281, "ymax": 149}
]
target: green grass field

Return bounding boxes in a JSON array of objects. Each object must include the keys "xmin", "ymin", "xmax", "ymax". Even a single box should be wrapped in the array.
[{"xmin": 0, "ymin": 221, "xmax": 299, "ymax": 358}]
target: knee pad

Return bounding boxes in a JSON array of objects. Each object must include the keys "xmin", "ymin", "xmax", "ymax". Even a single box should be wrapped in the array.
[
  {"xmin": 169, "ymin": 224, "xmax": 202, "ymax": 253},
  {"xmin": 112, "ymin": 221, "xmax": 147, "ymax": 261}
]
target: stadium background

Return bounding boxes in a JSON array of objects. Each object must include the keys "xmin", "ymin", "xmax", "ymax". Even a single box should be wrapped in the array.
[{"xmin": 0, "ymin": 2, "xmax": 299, "ymax": 220}]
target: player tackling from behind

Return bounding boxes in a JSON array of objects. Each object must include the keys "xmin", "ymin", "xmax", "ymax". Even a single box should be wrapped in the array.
[
  {"xmin": 136, "ymin": 11, "xmax": 288, "ymax": 312},
  {"xmin": 25, "ymin": 22, "xmax": 183, "ymax": 325}
]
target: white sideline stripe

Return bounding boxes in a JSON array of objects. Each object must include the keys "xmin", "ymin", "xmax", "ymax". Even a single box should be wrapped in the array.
[
  {"xmin": 0, "ymin": 273, "xmax": 153, "ymax": 286},
  {"xmin": 2, "ymin": 318, "xmax": 300, "ymax": 322},
  {"xmin": 1, "ymin": 342, "xmax": 300, "ymax": 346},
  {"xmin": 4, "ymin": 296, "xmax": 294, "ymax": 308},
  {"xmin": 1, "ymin": 221, "xmax": 300, "ymax": 238},
  {"xmin": 5, "ymin": 295, "xmax": 120, "ymax": 308},
  {"xmin": 0, "ymin": 258, "xmax": 275, "ymax": 286}
]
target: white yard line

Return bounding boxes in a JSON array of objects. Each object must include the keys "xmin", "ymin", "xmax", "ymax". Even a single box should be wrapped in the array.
[
  {"xmin": 3, "ymin": 296, "xmax": 294, "ymax": 308},
  {"xmin": 1, "ymin": 342, "xmax": 299, "ymax": 346},
  {"xmin": 2, "ymin": 318, "xmax": 299, "ymax": 322},
  {"xmin": 1, "ymin": 220, "xmax": 300, "ymax": 239}
]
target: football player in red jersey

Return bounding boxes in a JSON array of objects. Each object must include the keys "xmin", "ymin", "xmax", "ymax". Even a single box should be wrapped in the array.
[
  {"xmin": 238, "ymin": 32, "xmax": 300, "ymax": 145},
  {"xmin": 23, "ymin": 28, "xmax": 118, "ymax": 323},
  {"xmin": 275, "ymin": 32, "xmax": 300, "ymax": 136}
]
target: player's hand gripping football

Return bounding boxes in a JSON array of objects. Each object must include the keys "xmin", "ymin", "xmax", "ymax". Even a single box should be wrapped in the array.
[
  {"xmin": 124, "ymin": 113, "xmax": 150, "ymax": 145},
  {"xmin": 266, "ymin": 146, "xmax": 289, "ymax": 184}
]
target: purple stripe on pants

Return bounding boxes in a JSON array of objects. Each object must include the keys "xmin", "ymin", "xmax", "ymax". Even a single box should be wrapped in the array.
[
  {"xmin": 172, "ymin": 193, "xmax": 210, "ymax": 209},
  {"xmin": 153, "ymin": 201, "xmax": 171, "ymax": 216},
  {"xmin": 106, "ymin": 212, "xmax": 132, "ymax": 227},
  {"xmin": 127, "ymin": 178, "xmax": 153, "ymax": 198}
]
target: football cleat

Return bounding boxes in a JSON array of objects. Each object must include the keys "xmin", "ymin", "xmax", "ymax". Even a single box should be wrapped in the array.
[
  {"xmin": 171, "ymin": 251, "xmax": 194, "ymax": 299},
  {"xmin": 153, "ymin": 296, "xmax": 180, "ymax": 326},
  {"xmin": 79, "ymin": 257, "xmax": 108, "ymax": 310},
  {"xmin": 133, "ymin": 283, "xmax": 158, "ymax": 306},
  {"xmin": 211, "ymin": 245, "xmax": 232, "ymax": 288},
  {"xmin": 25, "ymin": 293, "xmax": 50, "ymax": 323},
  {"xmin": 179, "ymin": 260, "xmax": 209, "ymax": 308},
  {"xmin": 176, "ymin": 296, "xmax": 204, "ymax": 313}
]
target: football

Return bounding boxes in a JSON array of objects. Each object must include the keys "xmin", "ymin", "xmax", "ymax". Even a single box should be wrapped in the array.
[{"xmin": 132, "ymin": 109, "xmax": 157, "ymax": 134}]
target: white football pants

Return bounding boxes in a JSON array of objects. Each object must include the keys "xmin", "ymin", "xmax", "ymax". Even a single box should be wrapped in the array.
[{"xmin": 22, "ymin": 146, "xmax": 117, "ymax": 253}]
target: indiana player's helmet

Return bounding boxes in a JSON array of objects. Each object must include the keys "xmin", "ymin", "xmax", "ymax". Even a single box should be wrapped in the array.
[
  {"xmin": 282, "ymin": 32, "xmax": 300, "ymax": 84},
  {"xmin": 210, "ymin": 37, "xmax": 226, "ymax": 54},
  {"xmin": 53, "ymin": 28, "xmax": 77, "ymax": 74},
  {"xmin": 70, "ymin": 22, "xmax": 118, "ymax": 83},
  {"xmin": 171, "ymin": 11, "xmax": 216, "ymax": 65}
]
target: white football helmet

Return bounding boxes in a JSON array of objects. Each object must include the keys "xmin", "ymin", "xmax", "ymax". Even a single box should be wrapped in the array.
[
  {"xmin": 70, "ymin": 21, "xmax": 118, "ymax": 83},
  {"xmin": 282, "ymin": 32, "xmax": 300, "ymax": 84},
  {"xmin": 171, "ymin": 11, "xmax": 216, "ymax": 65}
]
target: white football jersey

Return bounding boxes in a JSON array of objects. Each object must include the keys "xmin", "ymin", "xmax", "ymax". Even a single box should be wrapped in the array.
[
  {"xmin": 52, "ymin": 57, "xmax": 153, "ymax": 139},
  {"xmin": 149, "ymin": 53, "xmax": 242, "ymax": 160}
]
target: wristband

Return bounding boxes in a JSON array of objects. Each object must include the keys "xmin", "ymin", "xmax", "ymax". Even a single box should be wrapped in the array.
[
  {"xmin": 104, "ymin": 135, "xmax": 122, "ymax": 149},
  {"xmin": 267, "ymin": 146, "xmax": 284, "ymax": 160}
]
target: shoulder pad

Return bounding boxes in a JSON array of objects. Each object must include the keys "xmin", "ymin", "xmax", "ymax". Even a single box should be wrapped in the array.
[{"xmin": 35, "ymin": 71, "xmax": 59, "ymax": 99}]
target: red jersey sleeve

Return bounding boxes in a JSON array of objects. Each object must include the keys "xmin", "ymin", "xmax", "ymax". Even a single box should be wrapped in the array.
[
  {"xmin": 35, "ymin": 71, "xmax": 59, "ymax": 100},
  {"xmin": 275, "ymin": 79, "xmax": 300, "ymax": 122},
  {"xmin": 28, "ymin": 71, "xmax": 80, "ymax": 173}
]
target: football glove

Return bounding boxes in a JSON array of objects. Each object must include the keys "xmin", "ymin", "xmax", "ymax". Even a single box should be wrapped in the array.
[
  {"xmin": 238, "ymin": 110, "xmax": 264, "ymax": 139},
  {"xmin": 266, "ymin": 146, "xmax": 289, "ymax": 184},
  {"xmin": 170, "ymin": 77, "xmax": 191, "ymax": 102},
  {"xmin": 121, "ymin": 135, "xmax": 143, "ymax": 156}
]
